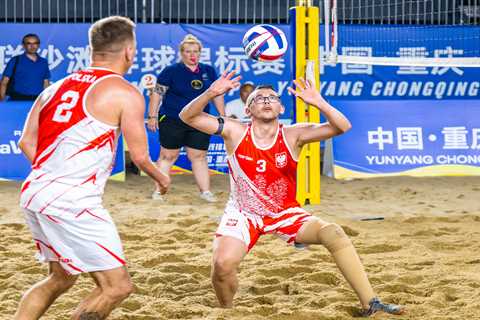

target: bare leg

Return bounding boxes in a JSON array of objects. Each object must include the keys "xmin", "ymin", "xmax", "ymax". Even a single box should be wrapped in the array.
[
  {"xmin": 71, "ymin": 266, "xmax": 134, "ymax": 320},
  {"xmin": 296, "ymin": 218, "xmax": 375, "ymax": 309},
  {"xmin": 14, "ymin": 262, "xmax": 78, "ymax": 320},
  {"xmin": 72, "ymin": 277, "xmax": 102, "ymax": 319},
  {"xmin": 211, "ymin": 236, "xmax": 247, "ymax": 308},
  {"xmin": 186, "ymin": 147, "xmax": 210, "ymax": 193},
  {"xmin": 153, "ymin": 147, "xmax": 180, "ymax": 193}
]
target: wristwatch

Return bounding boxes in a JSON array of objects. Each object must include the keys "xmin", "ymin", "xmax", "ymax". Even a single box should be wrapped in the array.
[{"xmin": 147, "ymin": 115, "xmax": 157, "ymax": 119}]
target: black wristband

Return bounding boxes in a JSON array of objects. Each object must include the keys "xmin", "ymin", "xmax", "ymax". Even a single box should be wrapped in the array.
[{"xmin": 214, "ymin": 116, "xmax": 225, "ymax": 135}]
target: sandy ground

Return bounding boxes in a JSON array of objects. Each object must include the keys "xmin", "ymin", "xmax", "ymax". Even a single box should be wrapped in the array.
[{"xmin": 0, "ymin": 174, "xmax": 480, "ymax": 319}]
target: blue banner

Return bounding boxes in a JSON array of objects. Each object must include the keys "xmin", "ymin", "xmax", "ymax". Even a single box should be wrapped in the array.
[
  {"xmin": 1, "ymin": 23, "xmax": 479, "ymax": 177},
  {"xmin": 0, "ymin": 101, "xmax": 125, "ymax": 181},
  {"xmin": 0, "ymin": 102, "xmax": 31, "ymax": 180},
  {"xmin": 2, "ymin": 24, "xmax": 477, "ymax": 103},
  {"xmin": 322, "ymin": 25, "xmax": 480, "ymax": 101},
  {"xmin": 332, "ymin": 100, "xmax": 480, "ymax": 178},
  {"xmin": 0, "ymin": 24, "xmax": 293, "ymax": 113},
  {"xmin": 0, "ymin": 24, "xmax": 293, "ymax": 175},
  {"xmin": 147, "ymin": 131, "xmax": 228, "ymax": 174}
]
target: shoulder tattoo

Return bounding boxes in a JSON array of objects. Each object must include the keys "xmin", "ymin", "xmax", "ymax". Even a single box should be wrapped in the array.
[{"xmin": 153, "ymin": 83, "xmax": 169, "ymax": 95}]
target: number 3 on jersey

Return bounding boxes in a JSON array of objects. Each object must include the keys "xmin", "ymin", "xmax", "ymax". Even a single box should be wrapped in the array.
[
  {"xmin": 52, "ymin": 90, "xmax": 79, "ymax": 123},
  {"xmin": 256, "ymin": 159, "xmax": 266, "ymax": 172}
]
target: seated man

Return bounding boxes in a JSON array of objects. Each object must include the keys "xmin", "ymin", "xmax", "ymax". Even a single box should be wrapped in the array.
[{"xmin": 225, "ymin": 82, "xmax": 254, "ymax": 122}]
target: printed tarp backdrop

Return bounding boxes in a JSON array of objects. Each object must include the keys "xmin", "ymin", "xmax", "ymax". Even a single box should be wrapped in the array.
[{"xmin": 0, "ymin": 24, "xmax": 478, "ymax": 179}]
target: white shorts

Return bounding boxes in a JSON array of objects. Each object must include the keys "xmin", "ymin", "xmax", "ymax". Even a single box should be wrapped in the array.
[
  {"xmin": 216, "ymin": 204, "xmax": 313, "ymax": 252},
  {"xmin": 23, "ymin": 208, "xmax": 126, "ymax": 275}
]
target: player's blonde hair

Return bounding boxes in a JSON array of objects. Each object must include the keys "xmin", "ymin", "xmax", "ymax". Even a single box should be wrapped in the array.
[
  {"xmin": 179, "ymin": 34, "xmax": 202, "ymax": 52},
  {"xmin": 89, "ymin": 16, "xmax": 135, "ymax": 53}
]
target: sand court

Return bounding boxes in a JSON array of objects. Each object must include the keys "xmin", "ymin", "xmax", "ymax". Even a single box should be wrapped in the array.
[{"xmin": 1, "ymin": 174, "xmax": 479, "ymax": 319}]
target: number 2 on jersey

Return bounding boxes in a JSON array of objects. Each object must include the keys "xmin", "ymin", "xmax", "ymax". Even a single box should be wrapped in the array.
[
  {"xmin": 256, "ymin": 159, "xmax": 266, "ymax": 172},
  {"xmin": 52, "ymin": 90, "xmax": 79, "ymax": 123}
]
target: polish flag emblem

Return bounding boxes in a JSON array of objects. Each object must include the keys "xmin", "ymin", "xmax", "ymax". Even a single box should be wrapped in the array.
[{"xmin": 275, "ymin": 152, "xmax": 287, "ymax": 168}]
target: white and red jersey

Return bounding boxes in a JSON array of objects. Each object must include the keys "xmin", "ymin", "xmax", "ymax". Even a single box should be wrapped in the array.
[
  {"xmin": 227, "ymin": 123, "xmax": 300, "ymax": 218},
  {"xmin": 20, "ymin": 67, "xmax": 123, "ymax": 216}
]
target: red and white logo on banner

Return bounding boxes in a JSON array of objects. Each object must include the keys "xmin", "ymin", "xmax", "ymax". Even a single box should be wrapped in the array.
[{"xmin": 140, "ymin": 74, "xmax": 156, "ymax": 89}]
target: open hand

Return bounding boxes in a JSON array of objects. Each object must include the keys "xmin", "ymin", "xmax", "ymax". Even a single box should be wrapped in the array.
[
  {"xmin": 208, "ymin": 69, "xmax": 242, "ymax": 97},
  {"xmin": 147, "ymin": 117, "xmax": 158, "ymax": 132},
  {"xmin": 287, "ymin": 78, "xmax": 325, "ymax": 107}
]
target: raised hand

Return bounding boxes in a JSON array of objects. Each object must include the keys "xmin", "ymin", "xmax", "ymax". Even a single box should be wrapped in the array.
[
  {"xmin": 287, "ymin": 78, "xmax": 325, "ymax": 107},
  {"xmin": 208, "ymin": 69, "xmax": 242, "ymax": 97}
]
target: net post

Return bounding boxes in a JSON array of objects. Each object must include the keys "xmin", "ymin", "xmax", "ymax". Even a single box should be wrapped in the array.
[
  {"xmin": 291, "ymin": 2, "xmax": 321, "ymax": 205},
  {"xmin": 306, "ymin": 5, "xmax": 321, "ymax": 204},
  {"xmin": 291, "ymin": 4, "xmax": 308, "ymax": 205}
]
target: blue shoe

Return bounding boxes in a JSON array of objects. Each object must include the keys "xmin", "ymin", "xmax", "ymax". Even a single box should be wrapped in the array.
[
  {"xmin": 362, "ymin": 297, "xmax": 405, "ymax": 317},
  {"xmin": 293, "ymin": 242, "xmax": 308, "ymax": 250}
]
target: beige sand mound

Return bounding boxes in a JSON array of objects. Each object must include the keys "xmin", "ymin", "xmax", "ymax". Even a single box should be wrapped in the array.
[{"xmin": 1, "ymin": 174, "xmax": 480, "ymax": 319}]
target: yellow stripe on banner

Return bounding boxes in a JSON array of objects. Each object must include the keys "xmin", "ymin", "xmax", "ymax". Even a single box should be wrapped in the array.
[
  {"xmin": 334, "ymin": 164, "xmax": 480, "ymax": 179},
  {"xmin": 110, "ymin": 136, "xmax": 126, "ymax": 181},
  {"xmin": 109, "ymin": 171, "xmax": 126, "ymax": 181},
  {"xmin": 123, "ymin": 136, "xmax": 129, "ymax": 152},
  {"xmin": 140, "ymin": 165, "xmax": 225, "ymax": 177},
  {"xmin": 140, "ymin": 165, "xmax": 192, "ymax": 176},
  {"xmin": 141, "ymin": 165, "xmax": 225, "ymax": 176}
]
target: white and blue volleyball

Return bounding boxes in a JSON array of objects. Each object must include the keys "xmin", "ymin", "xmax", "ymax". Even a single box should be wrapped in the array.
[{"xmin": 242, "ymin": 24, "xmax": 288, "ymax": 62}]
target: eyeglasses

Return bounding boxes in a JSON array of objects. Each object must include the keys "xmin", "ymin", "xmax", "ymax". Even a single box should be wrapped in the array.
[
  {"xmin": 251, "ymin": 95, "xmax": 281, "ymax": 105},
  {"xmin": 24, "ymin": 42, "xmax": 40, "ymax": 45}
]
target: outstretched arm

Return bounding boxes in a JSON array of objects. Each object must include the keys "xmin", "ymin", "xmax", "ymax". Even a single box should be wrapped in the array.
[
  {"xmin": 179, "ymin": 70, "xmax": 241, "ymax": 137},
  {"xmin": 287, "ymin": 78, "xmax": 351, "ymax": 147}
]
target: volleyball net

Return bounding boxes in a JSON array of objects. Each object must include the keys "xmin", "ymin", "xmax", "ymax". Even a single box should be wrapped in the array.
[{"xmin": 323, "ymin": 0, "xmax": 480, "ymax": 67}]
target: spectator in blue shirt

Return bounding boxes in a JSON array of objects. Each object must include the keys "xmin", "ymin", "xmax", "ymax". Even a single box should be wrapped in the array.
[
  {"xmin": 147, "ymin": 34, "xmax": 225, "ymax": 202},
  {"xmin": 0, "ymin": 33, "xmax": 51, "ymax": 101}
]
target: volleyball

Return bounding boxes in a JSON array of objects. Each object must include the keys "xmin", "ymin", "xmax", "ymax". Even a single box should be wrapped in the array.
[{"xmin": 242, "ymin": 24, "xmax": 288, "ymax": 62}]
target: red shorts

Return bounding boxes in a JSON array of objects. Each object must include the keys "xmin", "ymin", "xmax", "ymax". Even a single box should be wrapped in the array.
[{"xmin": 216, "ymin": 203, "xmax": 313, "ymax": 251}]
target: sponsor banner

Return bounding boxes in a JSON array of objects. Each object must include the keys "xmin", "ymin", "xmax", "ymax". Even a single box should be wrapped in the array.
[
  {"xmin": 0, "ymin": 23, "xmax": 293, "ymax": 112},
  {"xmin": 0, "ymin": 23, "xmax": 293, "ymax": 174},
  {"xmin": 0, "ymin": 102, "xmax": 30, "ymax": 180},
  {"xmin": 322, "ymin": 26, "xmax": 480, "ymax": 101},
  {"xmin": 2, "ymin": 24, "xmax": 477, "ymax": 102},
  {"xmin": 0, "ymin": 101, "xmax": 125, "ymax": 181},
  {"xmin": 147, "ymin": 129, "xmax": 228, "ymax": 174},
  {"xmin": 1, "ymin": 24, "xmax": 478, "ymax": 176},
  {"xmin": 332, "ymin": 100, "xmax": 480, "ymax": 178}
]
